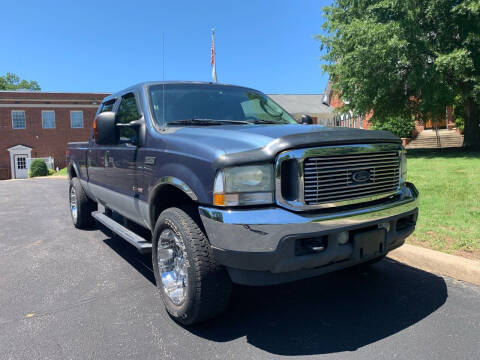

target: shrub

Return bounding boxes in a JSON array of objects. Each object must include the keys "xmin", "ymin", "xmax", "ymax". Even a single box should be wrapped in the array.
[
  {"xmin": 371, "ymin": 115, "xmax": 415, "ymax": 138},
  {"xmin": 29, "ymin": 159, "xmax": 48, "ymax": 177},
  {"xmin": 48, "ymin": 168, "xmax": 55, "ymax": 175},
  {"xmin": 455, "ymin": 117, "xmax": 464, "ymax": 133}
]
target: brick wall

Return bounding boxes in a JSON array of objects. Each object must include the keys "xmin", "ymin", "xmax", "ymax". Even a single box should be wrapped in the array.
[
  {"xmin": 328, "ymin": 92, "xmax": 372, "ymax": 130},
  {"xmin": 0, "ymin": 91, "xmax": 110, "ymax": 180}
]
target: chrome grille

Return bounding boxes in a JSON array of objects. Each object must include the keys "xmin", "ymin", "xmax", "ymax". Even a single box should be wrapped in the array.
[{"xmin": 303, "ymin": 151, "xmax": 400, "ymax": 205}]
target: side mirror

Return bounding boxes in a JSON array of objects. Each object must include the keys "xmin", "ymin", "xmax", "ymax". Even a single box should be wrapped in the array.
[
  {"xmin": 301, "ymin": 114, "xmax": 313, "ymax": 124},
  {"xmin": 94, "ymin": 112, "xmax": 118, "ymax": 145}
]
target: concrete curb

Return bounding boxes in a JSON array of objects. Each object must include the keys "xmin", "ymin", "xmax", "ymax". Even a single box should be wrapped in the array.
[{"xmin": 388, "ymin": 244, "xmax": 480, "ymax": 285}]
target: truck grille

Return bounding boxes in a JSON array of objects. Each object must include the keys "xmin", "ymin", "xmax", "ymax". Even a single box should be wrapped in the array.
[{"xmin": 303, "ymin": 151, "xmax": 400, "ymax": 205}]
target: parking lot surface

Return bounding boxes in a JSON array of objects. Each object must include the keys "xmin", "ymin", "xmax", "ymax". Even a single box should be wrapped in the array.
[{"xmin": 1, "ymin": 178, "xmax": 479, "ymax": 360}]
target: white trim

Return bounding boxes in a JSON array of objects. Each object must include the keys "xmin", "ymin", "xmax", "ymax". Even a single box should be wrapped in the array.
[
  {"xmin": 41, "ymin": 110, "xmax": 56, "ymax": 129},
  {"xmin": 7, "ymin": 145, "xmax": 32, "ymax": 179},
  {"xmin": 0, "ymin": 104, "xmax": 99, "ymax": 108}
]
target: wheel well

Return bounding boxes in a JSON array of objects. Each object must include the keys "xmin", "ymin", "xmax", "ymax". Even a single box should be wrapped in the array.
[
  {"xmin": 150, "ymin": 185, "xmax": 196, "ymax": 227},
  {"xmin": 69, "ymin": 164, "xmax": 77, "ymax": 179}
]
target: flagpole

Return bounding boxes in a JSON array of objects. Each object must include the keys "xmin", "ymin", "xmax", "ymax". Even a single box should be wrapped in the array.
[{"xmin": 211, "ymin": 28, "xmax": 218, "ymax": 83}]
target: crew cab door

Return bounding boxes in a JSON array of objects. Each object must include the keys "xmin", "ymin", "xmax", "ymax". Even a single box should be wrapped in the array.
[{"xmin": 97, "ymin": 92, "xmax": 143, "ymax": 223}]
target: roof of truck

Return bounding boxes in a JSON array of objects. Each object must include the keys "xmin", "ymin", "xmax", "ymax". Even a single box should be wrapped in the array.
[{"xmin": 103, "ymin": 81, "xmax": 258, "ymax": 102}]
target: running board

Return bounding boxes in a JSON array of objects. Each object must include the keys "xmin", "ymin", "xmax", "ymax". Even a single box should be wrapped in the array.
[{"xmin": 92, "ymin": 211, "xmax": 152, "ymax": 254}]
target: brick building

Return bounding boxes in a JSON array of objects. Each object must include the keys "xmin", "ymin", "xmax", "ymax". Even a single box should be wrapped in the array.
[
  {"xmin": 321, "ymin": 80, "xmax": 372, "ymax": 129},
  {"xmin": 321, "ymin": 79, "xmax": 455, "ymax": 132},
  {"xmin": 0, "ymin": 91, "xmax": 109, "ymax": 180}
]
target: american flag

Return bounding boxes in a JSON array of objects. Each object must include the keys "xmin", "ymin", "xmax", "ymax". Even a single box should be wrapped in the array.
[{"xmin": 211, "ymin": 28, "xmax": 217, "ymax": 82}]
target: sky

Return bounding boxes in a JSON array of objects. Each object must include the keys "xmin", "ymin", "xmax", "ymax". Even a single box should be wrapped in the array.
[{"xmin": 1, "ymin": 0, "xmax": 331, "ymax": 94}]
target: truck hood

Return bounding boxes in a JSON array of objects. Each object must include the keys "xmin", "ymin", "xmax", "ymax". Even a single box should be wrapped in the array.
[{"xmin": 172, "ymin": 124, "xmax": 400, "ymax": 168}]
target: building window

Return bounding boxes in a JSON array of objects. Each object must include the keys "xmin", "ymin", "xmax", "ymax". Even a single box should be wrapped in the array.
[
  {"xmin": 12, "ymin": 111, "xmax": 26, "ymax": 129},
  {"xmin": 70, "ymin": 111, "xmax": 84, "ymax": 128},
  {"xmin": 42, "ymin": 111, "xmax": 56, "ymax": 129}
]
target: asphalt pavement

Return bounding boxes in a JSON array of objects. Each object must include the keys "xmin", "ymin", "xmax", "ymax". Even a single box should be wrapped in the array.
[{"xmin": 0, "ymin": 178, "xmax": 479, "ymax": 360}]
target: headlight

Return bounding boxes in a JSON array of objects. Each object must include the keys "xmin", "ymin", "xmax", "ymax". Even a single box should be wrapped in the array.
[
  {"xmin": 400, "ymin": 148, "xmax": 407, "ymax": 185},
  {"xmin": 213, "ymin": 164, "xmax": 274, "ymax": 206}
]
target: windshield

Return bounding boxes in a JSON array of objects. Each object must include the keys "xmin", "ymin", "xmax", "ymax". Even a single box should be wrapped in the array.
[{"xmin": 148, "ymin": 83, "xmax": 297, "ymax": 126}]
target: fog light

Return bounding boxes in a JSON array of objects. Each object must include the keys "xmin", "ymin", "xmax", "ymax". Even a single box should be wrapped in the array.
[{"xmin": 337, "ymin": 231, "xmax": 349, "ymax": 245}]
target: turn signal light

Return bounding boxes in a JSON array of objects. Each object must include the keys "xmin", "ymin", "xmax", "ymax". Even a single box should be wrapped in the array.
[
  {"xmin": 213, "ymin": 194, "xmax": 225, "ymax": 206},
  {"xmin": 93, "ymin": 118, "xmax": 98, "ymax": 141}
]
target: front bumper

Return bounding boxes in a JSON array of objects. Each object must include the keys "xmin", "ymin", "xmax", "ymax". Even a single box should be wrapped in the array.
[{"xmin": 199, "ymin": 183, "xmax": 419, "ymax": 285}]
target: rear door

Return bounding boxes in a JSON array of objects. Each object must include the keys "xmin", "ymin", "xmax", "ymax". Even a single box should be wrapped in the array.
[{"xmin": 99, "ymin": 92, "xmax": 142, "ymax": 223}]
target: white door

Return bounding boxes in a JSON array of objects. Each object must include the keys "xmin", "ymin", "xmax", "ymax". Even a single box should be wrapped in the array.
[{"xmin": 14, "ymin": 155, "xmax": 28, "ymax": 179}]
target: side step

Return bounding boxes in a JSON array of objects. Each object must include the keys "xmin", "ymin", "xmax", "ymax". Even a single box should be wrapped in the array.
[{"xmin": 92, "ymin": 211, "xmax": 152, "ymax": 254}]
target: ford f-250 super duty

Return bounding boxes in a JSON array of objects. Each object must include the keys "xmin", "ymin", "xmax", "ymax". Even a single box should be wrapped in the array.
[{"xmin": 66, "ymin": 82, "xmax": 418, "ymax": 325}]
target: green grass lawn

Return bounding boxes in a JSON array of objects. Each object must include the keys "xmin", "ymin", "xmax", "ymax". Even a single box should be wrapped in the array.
[
  {"xmin": 51, "ymin": 167, "xmax": 68, "ymax": 176},
  {"xmin": 406, "ymin": 148, "xmax": 480, "ymax": 260}
]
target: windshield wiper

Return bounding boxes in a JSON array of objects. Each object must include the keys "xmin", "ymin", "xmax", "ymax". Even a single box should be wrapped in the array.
[
  {"xmin": 248, "ymin": 119, "xmax": 289, "ymax": 124},
  {"xmin": 168, "ymin": 118, "xmax": 250, "ymax": 125}
]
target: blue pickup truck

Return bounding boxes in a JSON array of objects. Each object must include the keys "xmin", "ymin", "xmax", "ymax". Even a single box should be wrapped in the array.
[{"xmin": 66, "ymin": 81, "xmax": 419, "ymax": 325}]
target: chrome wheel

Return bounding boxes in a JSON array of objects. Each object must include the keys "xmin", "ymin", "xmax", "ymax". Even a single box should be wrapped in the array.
[
  {"xmin": 157, "ymin": 229, "xmax": 188, "ymax": 305},
  {"xmin": 70, "ymin": 186, "xmax": 78, "ymax": 222}
]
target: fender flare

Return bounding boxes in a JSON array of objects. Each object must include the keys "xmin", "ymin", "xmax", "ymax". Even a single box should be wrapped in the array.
[
  {"xmin": 150, "ymin": 176, "xmax": 199, "ymax": 201},
  {"xmin": 69, "ymin": 161, "xmax": 81, "ymax": 179},
  {"xmin": 147, "ymin": 176, "xmax": 199, "ymax": 228}
]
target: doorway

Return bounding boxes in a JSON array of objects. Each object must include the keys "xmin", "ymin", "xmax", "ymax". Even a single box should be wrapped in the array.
[
  {"xmin": 8, "ymin": 145, "xmax": 32, "ymax": 179},
  {"xmin": 14, "ymin": 155, "xmax": 29, "ymax": 179}
]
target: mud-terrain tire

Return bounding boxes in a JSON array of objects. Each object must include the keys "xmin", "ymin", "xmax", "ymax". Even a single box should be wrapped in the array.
[
  {"xmin": 152, "ymin": 207, "xmax": 232, "ymax": 325},
  {"xmin": 69, "ymin": 177, "xmax": 96, "ymax": 229}
]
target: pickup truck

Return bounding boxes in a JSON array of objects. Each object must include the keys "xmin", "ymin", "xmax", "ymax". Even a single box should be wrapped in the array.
[{"xmin": 66, "ymin": 81, "xmax": 419, "ymax": 325}]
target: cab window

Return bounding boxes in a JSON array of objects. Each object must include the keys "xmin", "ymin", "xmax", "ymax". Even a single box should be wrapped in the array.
[{"xmin": 116, "ymin": 93, "xmax": 140, "ymax": 143}]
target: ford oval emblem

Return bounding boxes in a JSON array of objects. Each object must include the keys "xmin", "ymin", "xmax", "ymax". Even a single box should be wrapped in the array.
[{"xmin": 352, "ymin": 170, "xmax": 370, "ymax": 183}]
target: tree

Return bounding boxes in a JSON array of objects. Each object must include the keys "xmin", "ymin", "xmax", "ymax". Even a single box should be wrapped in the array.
[
  {"xmin": 318, "ymin": 0, "xmax": 480, "ymax": 148},
  {"xmin": 0, "ymin": 72, "xmax": 41, "ymax": 91}
]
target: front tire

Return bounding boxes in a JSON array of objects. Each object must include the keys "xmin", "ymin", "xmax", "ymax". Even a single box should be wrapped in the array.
[
  {"xmin": 152, "ymin": 207, "xmax": 232, "ymax": 325},
  {"xmin": 69, "ymin": 177, "xmax": 96, "ymax": 229}
]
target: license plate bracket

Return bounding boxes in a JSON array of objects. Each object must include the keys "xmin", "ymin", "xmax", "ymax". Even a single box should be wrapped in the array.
[{"xmin": 353, "ymin": 228, "xmax": 386, "ymax": 259}]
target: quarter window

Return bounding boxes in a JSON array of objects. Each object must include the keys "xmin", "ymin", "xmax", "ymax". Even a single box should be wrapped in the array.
[
  {"xmin": 100, "ymin": 99, "xmax": 116, "ymax": 113},
  {"xmin": 12, "ymin": 111, "xmax": 26, "ymax": 129},
  {"xmin": 116, "ymin": 93, "xmax": 140, "ymax": 143},
  {"xmin": 42, "ymin": 111, "xmax": 55, "ymax": 129},
  {"xmin": 70, "ymin": 111, "xmax": 84, "ymax": 128}
]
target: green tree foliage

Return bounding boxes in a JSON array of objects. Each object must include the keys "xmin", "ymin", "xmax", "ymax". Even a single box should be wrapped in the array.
[
  {"xmin": 371, "ymin": 115, "xmax": 416, "ymax": 138},
  {"xmin": 318, "ymin": 0, "xmax": 480, "ymax": 148},
  {"xmin": 453, "ymin": 95, "xmax": 465, "ymax": 133},
  {"xmin": 0, "ymin": 72, "xmax": 41, "ymax": 91},
  {"xmin": 29, "ymin": 159, "xmax": 48, "ymax": 178}
]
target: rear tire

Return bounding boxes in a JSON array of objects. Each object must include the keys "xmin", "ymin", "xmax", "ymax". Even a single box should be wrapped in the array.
[
  {"xmin": 152, "ymin": 207, "xmax": 232, "ymax": 325},
  {"xmin": 69, "ymin": 177, "xmax": 96, "ymax": 229}
]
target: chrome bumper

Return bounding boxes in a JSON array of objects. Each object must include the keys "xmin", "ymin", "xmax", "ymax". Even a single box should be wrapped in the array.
[{"xmin": 199, "ymin": 183, "xmax": 418, "ymax": 254}]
